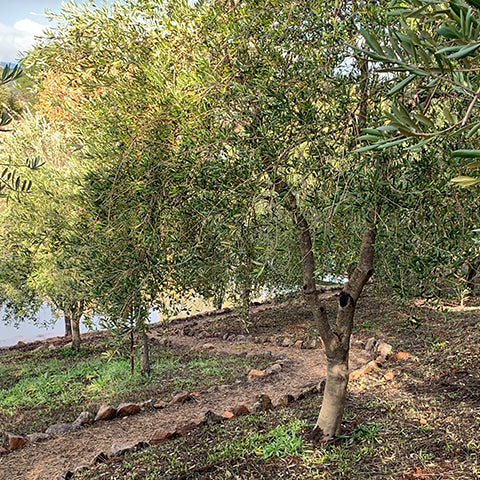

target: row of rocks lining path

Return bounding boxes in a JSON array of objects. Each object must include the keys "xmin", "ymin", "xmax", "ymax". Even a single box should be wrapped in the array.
[{"xmin": 0, "ymin": 299, "xmax": 382, "ymax": 480}]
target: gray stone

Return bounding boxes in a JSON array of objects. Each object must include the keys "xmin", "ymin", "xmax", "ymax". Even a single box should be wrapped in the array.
[
  {"xmin": 365, "ymin": 337, "xmax": 376, "ymax": 353},
  {"xmin": 202, "ymin": 410, "xmax": 224, "ymax": 425},
  {"xmin": 110, "ymin": 441, "xmax": 149, "ymax": 457},
  {"xmin": 73, "ymin": 411, "xmax": 95, "ymax": 427},
  {"xmin": 46, "ymin": 423, "xmax": 77, "ymax": 436},
  {"xmin": 251, "ymin": 394, "xmax": 273, "ymax": 413},
  {"xmin": 276, "ymin": 394, "xmax": 295, "ymax": 406},
  {"xmin": 26, "ymin": 432, "xmax": 51, "ymax": 443},
  {"xmin": 266, "ymin": 363, "xmax": 282, "ymax": 375}
]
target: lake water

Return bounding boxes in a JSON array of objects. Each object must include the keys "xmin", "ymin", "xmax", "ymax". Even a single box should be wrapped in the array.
[{"xmin": 0, "ymin": 298, "xmax": 209, "ymax": 347}]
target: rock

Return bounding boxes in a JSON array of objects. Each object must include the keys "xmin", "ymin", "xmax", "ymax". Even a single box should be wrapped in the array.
[
  {"xmin": 117, "ymin": 403, "xmax": 141, "ymax": 417},
  {"xmin": 297, "ymin": 383, "xmax": 318, "ymax": 400},
  {"xmin": 202, "ymin": 410, "xmax": 225, "ymax": 425},
  {"xmin": 139, "ymin": 399, "xmax": 154, "ymax": 409},
  {"xmin": 251, "ymin": 394, "xmax": 273, "ymax": 413},
  {"xmin": 201, "ymin": 343, "xmax": 215, "ymax": 350},
  {"xmin": 73, "ymin": 411, "xmax": 95, "ymax": 427},
  {"xmin": 376, "ymin": 342, "xmax": 393, "ymax": 360},
  {"xmin": 150, "ymin": 429, "xmax": 174, "ymax": 445},
  {"xmin": 247, "ymin": 369, "xmax": 267, "ymax": 382},
  {"xmin": 8, "ymin": 434, "xmax": 26, "ymax": 450},
  {"xmin": 95, "ymin": 405, "xmax": 117, "ymax": 421},
  {"xmin": 317, "ymin": 379, "xmax": 326, "ymax": 394},
  {"xmin": 26, "ymin": 432, "xmax": 51, "ymax": 443},
  {"xmin": 349, "ymin": 360, "xmax": 379, "ymax": 381},
  {"xmin": 153, "ymin": 401, "xmax": 168, "ymax": 410},
  {"xmin": 111, "ymin": 441, "xmax": 148, "ymax": 457},
  {"xmin": 276, "ymin": 394, "xmax": 295, "ymax": 407},
  {"xmin": 91, "ymin": 451, "xmax": 108, "ymax": 465},
  {"xmin": 282, "ymin": 337, "xmax": 294, "ymax": 347},
  {"xmin": 365, "ymin": 337, "xmax": 376, "ymax": 353},
  {"xmin": 15, "ymin": 341, "xmax": 26, "ymax": 347},
  {"xmin": 266, "ymin": 363, "xmax": 282, "ymax": 375},
  {"xmin": 175, "ymin": 421, "xmax": 198, "ymax": 437},
  {"xmin": 54, "ymin": 471, "xmax": 73, "ymax": 480},
  {"xmin": 231, "ymin": 405, "xmax": 250, "ymax": 417},
  {"xmin": 46, "ymin": 423, "xmax": 77, "ymax": 436},
  {"xmin": 169, "ymin": 391, "xmax": 192, "ymax": 405},
  {"xmin": 222, "ymin": 411, "xmax": 235, "ymax": 419},
  {"xmin": 304, "ymin": 339, "xmax": 317, "ymax": 349},
  {"xmin": 383, "ymin": 370, "xmax": 396, "ymax": 381},
  {"xmin": 272, "ymin": 352, "xmax": 286, "ymax": 360},
  {"xmin": 73, "ymin": 464, "xmax": 90, "ymax": 475},
  {"xmin": 294, "ymin": 340, "xmax": 304, "ymax": 349},
  {"xmin": 389, "ymin": 351, "xmax": 411, "ymax": 362},
  {"xmin": 158, "ymin": 337, "xmax": 171, "ymax": 347}
]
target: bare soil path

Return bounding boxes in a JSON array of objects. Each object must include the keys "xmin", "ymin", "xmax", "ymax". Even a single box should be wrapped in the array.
[{"xmin": 0, "ymin": 299, "xmax": 373, "ymax": 480}]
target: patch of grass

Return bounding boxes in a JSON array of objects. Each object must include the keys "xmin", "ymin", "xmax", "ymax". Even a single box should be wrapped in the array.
[{"xmin": 0, "ymin": 341, "xmax": 270, "ymax": 436}]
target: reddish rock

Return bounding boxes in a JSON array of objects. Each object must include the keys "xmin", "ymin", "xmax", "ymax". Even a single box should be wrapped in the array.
[
  {"xmin": 117, "ymin": 403, "xmax": 141, "ymax": 417},
  {"xmin": 222, "ymin": 411, "xmax": 234, "ymax": 419},
  {"xmin": 231, "ymin": 405, "xmax": 250, "ymax": 417},
  {"xmin": 175, "ymin": 421, "xmax": 198, "ymax": 437},
  {"xmin": 169, "ymin": 391, "xmax": 192, "ymax": 405},
  {"xmin": 153, "ymin": 401, "xmax": 168, "ymax": 410},
  {"xmin": 390, "ymin": 351, "xmax": 412, "ymax": 362},
  {"xmin": 150, "ymin": 429, "xmax": 174, "ymax": 445},
  {"xmin": 95, "ymin": 405, "xmax": 117, "ymax": 421},
  {"xmin": 294, "ymin": 340, "xmax": 303, "ymax": 349},
  {"xmin": 247, "ymin": 369, "xmax": 266, "ymax": 382}
]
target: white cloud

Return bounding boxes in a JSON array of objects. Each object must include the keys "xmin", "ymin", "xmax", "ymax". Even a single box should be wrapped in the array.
[{"xmin": 0, "ymin": 19, "xmax": 48, "ymax": 63}]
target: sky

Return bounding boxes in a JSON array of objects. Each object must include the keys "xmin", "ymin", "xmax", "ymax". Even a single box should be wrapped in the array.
[{"xmin": 0, "ymin": 1, "xmax": 79, "ymax": 63}]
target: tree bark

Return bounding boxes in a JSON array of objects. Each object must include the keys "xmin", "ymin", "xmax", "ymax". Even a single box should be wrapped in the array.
[
  {"xmin": 140, "ymin": 330, "xmax": 151, "ymax": 376},
  {"xmin": 64, "ymin": 313, "xmax": 72, "ymax": 338},
  {"xmin": 274, "ymin": 176, "xmax": 377, "ymax": 442},
  {"xmin": 71, "ymin": 312, "xmax": 81, "ymax": 351},
  {"xmin": 313, "ymin": 214, "xmax": 377, "ymax": 440}
]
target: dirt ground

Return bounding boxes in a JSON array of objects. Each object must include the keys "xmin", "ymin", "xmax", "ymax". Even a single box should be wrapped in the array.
[{"xmin": 1, "ymin": 289, "xmax": 479, "ymax": 480}]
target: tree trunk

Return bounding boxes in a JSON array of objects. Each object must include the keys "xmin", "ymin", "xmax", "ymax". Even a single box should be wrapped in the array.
[
  {"xmin": 64, "ymin": 313, "xmax": 72, "ymax": 338},
  {"xmin": 315, "ymin": 352, "xmax": 349, "ymax": 438},
  {"xmin": 274, "ymin": 175, "xmax": 377, "ymax": 442},
  {"xmin": 140, "ymin": 331, "xmax": 151, "ymax": 376},
  {"xmin": 71, "ymin": 312, "xmax": 81, "ymax": 351}
]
